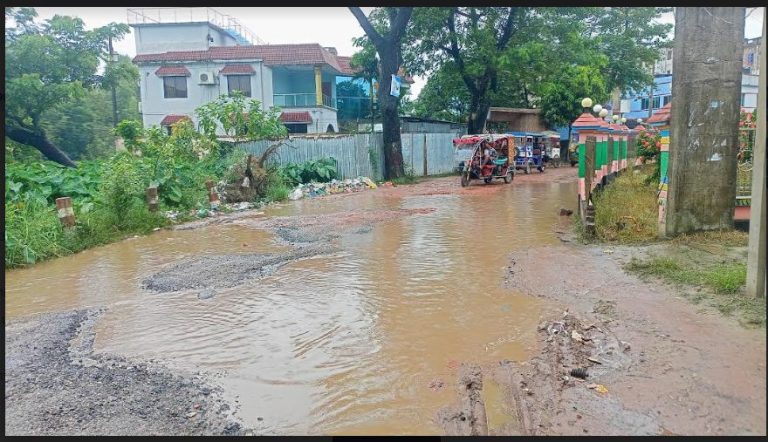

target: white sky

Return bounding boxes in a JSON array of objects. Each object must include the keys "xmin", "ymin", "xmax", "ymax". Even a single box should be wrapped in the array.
[{"xmin": 30, "ymin": 7, "xmax": 767, "ymax": 99}]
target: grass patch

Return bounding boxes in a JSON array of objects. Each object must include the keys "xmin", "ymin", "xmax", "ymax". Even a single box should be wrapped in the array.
[
  {"xmin": 592, "ymin": 165, "xmax": 658, "ymax": 244},
  {"xmin": 625, "ymin": 253, "xmax": 764, "ymax": 328},
  {"xmin": 625, "ymin": 257, "xmax": 746, "ymax": 294},
  {"xmin": 669, "ymin": 230, "xmax": 749, "ymax": 248}
]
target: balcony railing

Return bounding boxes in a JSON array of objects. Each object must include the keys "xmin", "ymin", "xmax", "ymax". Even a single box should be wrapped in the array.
[{"xmin": 273, "ymin": 93, "xmax": 335, "ymax": 109}]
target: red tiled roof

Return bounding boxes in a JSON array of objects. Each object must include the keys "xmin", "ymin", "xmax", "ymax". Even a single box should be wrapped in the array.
[
  {"xmin": 572, "ymin": 112, "xmax": 602, "ymax": 129},
  {"xmin": 155, "ymin": 66, "xmax": 191, "ymax": 76},
  {"xmin": 220, "ymin": 64, "xmax": 256, "ymax": 75},
  {"xmin": 135, "ymin": 44, "xmax": 344, "ymax": 73},
  {"xmin": 160, "ymin": 115, "xmax": 192, "ymax": 126},
  {"xmin": 335, "ymin": 56, "xmax": 356, "ymax": 75},
  {"xmin": 335, "ymin": 55, "xmax": 414, "ymax": 83},
  {"xmin": 647, "ymin": 102, "xmax": 671, "ymax": 124},
  {"xmin": 280, "ymin": 111, "xmax": 312, "ymax": 123}
]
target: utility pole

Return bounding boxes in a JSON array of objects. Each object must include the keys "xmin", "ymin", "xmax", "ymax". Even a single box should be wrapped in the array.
[
  {"xmin": 664, "ymin": 7, "xmax": 745, "ymax": 235},
  {"xmin": 108, "ymin": 34, "xmax": 118, "ymax": 128},
  {"xmin": 746, "ymin": 16, "xmax": 766, "ymax": 299}
]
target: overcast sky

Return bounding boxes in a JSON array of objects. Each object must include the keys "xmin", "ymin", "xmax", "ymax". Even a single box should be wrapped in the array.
[{"xmin": 31, "ymin": 7, "xmax": 766, "ymax": 98}]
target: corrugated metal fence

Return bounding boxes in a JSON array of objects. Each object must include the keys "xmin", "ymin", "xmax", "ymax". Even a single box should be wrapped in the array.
[{"xmin": 237, "ymin": 132, "xmax": 458, "ymax": 179}]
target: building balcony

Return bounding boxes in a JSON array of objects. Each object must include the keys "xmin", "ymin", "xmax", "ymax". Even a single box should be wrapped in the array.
[{"xmin": 273, "ymin": 93, "xmax": 335, "ymax": 110}]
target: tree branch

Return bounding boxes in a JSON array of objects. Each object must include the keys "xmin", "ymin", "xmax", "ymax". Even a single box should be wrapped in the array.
[
  {"xmin": 446, "ymin": 8, "xmax": 479, "ymax": 97},
  {"xmin": 5, "ymin": 123, "xmax": 77, "ymax": 167},
  {"xmin": 496, "ymin": 7, "xmax": 518, "ymax": 50},
  {"xmin": 349, "ymin": 7, "xmax": 385, "ymax": 48},
  {"xmin": 390, "ymin": 7, "xmax": 413, "ymax": 42}
]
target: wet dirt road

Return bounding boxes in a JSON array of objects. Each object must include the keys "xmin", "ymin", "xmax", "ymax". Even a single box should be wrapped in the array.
[
  {"xmin": 6, "ymin": 166, "xmax": 765, "ymax": 436},
  {"xmin": 6, "ymin": 167, "xmax": 576, "ymax": 435}
]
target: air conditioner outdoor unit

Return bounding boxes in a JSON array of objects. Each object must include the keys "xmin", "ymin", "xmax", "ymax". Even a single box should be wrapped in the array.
[{"xmin": 198, "ymin": 71, "xmax": 216, "ymax": 85}]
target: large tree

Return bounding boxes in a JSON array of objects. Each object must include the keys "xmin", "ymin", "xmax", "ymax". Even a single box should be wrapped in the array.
[
  {"xmin": 403, "ymin": 7, "xmax": 530, "ymax": 134},
  {"xmin": 349, "ymin": 7, "xmax": 413, "ymax": 180},
  {"xmin": 4, "ymin": 8, "xmax": 130, "ymax": 166},
  {"xmin": 403, "ymin": 7, "xmax": 671, "ymax": 133}
]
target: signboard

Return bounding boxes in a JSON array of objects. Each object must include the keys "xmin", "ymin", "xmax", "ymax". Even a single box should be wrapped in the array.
[{"xmin": 390, "ymin": 75, "xmax": 402, "ymax": 97}]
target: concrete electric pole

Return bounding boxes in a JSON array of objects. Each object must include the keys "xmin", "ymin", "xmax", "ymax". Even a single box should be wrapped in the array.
[
  {"xmin": 746, "ymin": 13, "xmax": 766, "ymax": 299},
  {"xmin": 664, "ymin": 7, "xmax": 746, "ymax": 235}
]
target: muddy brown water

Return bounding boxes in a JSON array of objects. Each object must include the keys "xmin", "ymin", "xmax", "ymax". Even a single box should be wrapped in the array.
[{"xmin": 6, "ymin": 175, "xmax": 577, "ymax": 435}]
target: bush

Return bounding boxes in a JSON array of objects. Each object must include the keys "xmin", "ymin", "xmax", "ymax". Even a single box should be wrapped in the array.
[{"xmin": 279, "ymin": 157, "xmax": 339, "ymax": 187}]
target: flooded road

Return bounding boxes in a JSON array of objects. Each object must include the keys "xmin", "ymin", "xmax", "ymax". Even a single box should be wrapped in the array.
[{"xmin": 6, "ymin": 170, "xmax": 578, "ymax": 435}]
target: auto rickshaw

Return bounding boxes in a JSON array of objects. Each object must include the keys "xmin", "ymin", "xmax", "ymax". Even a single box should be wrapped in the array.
[
  {"xmin": 456, "ymin": 134, "xmax": 515, "ymax": 187},
  {"xmin": 513, "ymin": 134, "xmax": 545, "ymax": 173},
  {"xmin": 542, "ymin": 131, "xmax": 562, "ymax": 168}
]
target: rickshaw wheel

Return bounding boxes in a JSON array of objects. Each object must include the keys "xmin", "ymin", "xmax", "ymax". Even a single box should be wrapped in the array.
[
  {"xmin": 524, "ymin": 163, "xmax": 531, "ymax": 174},
  {"xmin": 504, "ymin": 171, "xmax": 512, "ymax": 183},
  {"xmin": 484, "ymin": 177, "xmax": 492, "ymax": 184},
  {"xmin": 460, "ymin": 172, "xmax": 470, "ymax": 187}
]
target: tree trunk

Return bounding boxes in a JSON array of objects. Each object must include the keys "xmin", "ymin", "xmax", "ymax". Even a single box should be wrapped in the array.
[
  {"xmin": 377, "ymin": 46, "xmax": 405, "ymax": 179},
  {"xmin": 468, "ymin": 99, "xmax": 491, "ymax": 135},
  {"xmin": 5, "ymin": 124, "xmax": 77, "ymax": 168},
  {"xmin": 348, "ymin": 7, "xmax": 412, "ymax": 180}
]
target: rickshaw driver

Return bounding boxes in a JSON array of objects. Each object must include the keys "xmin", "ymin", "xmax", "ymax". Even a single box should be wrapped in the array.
[{"xmin": 481, "ymin": 140, "xmax": 498, "ymax": 172}]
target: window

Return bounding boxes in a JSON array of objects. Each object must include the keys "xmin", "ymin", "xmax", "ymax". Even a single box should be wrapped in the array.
[
  {"xmin": 742, "ymin": 93, "xmax": 757, "ymax": 108},
  {"xmin": 652, "ymin": 96, "xmax": 661, "ymax": 109},
  {"xmin": 285, "ymin": 123, "xmax": 308, "ymax": 134},
  {"xmin": 640, "ymin": 98, "xmax": 649, "ymax": 110},
  {"xmin": 163, "ymin": 76, "xmax": 187, "ymax": 99},
  {"xmin": 227, "ymin": 75, "xmax": 252, "ymax": 97},
  {"xmin": 660, "ymin": 95, "xmax": 670, "ymax": 107}
]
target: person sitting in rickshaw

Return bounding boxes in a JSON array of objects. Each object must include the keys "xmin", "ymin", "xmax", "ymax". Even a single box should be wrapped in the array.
[{"xmin": 481, "ymin": 141, "xmax": 498, "ymax": 174}]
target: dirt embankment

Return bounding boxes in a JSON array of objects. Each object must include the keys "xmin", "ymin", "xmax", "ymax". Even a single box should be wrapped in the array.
[
  {"xmin": 5, "ymin": 309, "xmax": 246, "ymax": 436},
  {"xmin": 489, "ymin": 244, "xmax": 766, "ymax": 436}
]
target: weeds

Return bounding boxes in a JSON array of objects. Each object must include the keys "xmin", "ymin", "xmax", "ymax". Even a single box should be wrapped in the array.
[
  {"xmin": 591, "ymin": 165, "xmax": 658, "ymax": 243},
  {"xmin": 625, "ymin": 253, "xmax": 763, "ymax": 328}
]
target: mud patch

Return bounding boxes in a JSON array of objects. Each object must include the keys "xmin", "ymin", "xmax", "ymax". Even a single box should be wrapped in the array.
[
  {"xmin": 141, "ymin": 243, "xmax": 336, "ymax": 293},
  {"xmin": 503, "ymin": 245, "xmax": 766, "ymax": 435},
  {"xmin": 4, "ymin": 309, "xmax": 245, "ymax": 436},
  {"xmin": 437, "ymin": 364, "xmax": 489, "ymax": 436}
]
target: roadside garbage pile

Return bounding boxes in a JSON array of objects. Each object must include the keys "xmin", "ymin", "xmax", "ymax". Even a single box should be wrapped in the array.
[
  {"xmin": 164, "ymin": 201, "xmax": 259, "ymax": 220},
  {"xmin": 289, "ymin": 177, "xmax": 378, "ymax": 200}
]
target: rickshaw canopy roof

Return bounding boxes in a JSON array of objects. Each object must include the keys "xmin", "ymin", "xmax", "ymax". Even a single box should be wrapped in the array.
[{"xmin": 453, "ymin": 134, "xmax": 513, "ymax": 145}]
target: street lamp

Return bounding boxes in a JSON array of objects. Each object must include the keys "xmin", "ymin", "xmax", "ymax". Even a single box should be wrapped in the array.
[
  {"xmin": 637, "ymin": 118, "xmax": 643, "ymax": 124},
  {"xmin": 599, "ymin": 109, "xmax": 608, "ymax": 119},
  {"xmin": 581, "ymin": 97, "xmax": 593, "ymax": 109},
  {"xmin": 620, "ymin": 117, "xmax": 627, "ymax": 124},
  {"xmin": 612, "ymin": 115, "xmax": 619, "ymax": 122},
  {"xmin": 592, "ymin": 104, "xmax": 603, "ymax": 114}
]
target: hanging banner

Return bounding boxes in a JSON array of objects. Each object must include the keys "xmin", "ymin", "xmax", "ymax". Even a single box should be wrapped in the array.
[{"xmin": 390, "ymin": 74, "xmax": 401, "ymax": 97}]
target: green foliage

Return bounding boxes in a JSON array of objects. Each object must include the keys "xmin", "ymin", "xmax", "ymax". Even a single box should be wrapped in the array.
[
  {"xmin": 99, "ymin": 152, "xmax": 144, "ymax": 227},
  {"xmin": 626, "ymin": 257, "xmax": 746, "ymax": 295},
  {"xmin": 264, "ymin": 174, "xmax": 291, "ymax": 203},
  {"xmin": 195, "ymin": 91, "xmax": 288, "ymax": 142},
  {"xmin": 539, "ymin": 65, "xmax": 609, "ymax": 129},
  {"xmin": 279, "ymin": 157, "xmax": 339, "ymax": 186},
  {"xmin": 592, "ymin": 165, "xmax": 658, "ymax": 243},
  {"xmin": 5, "ymin": 7, "xmax": 138, "ymax": 162},
  {"xmin": 635, "ymin": 129, "xmax": 661, "ymax": 184},
  {"xmin": 400, "ymin": 7, "xmax": 671, "ymax": 129}
]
